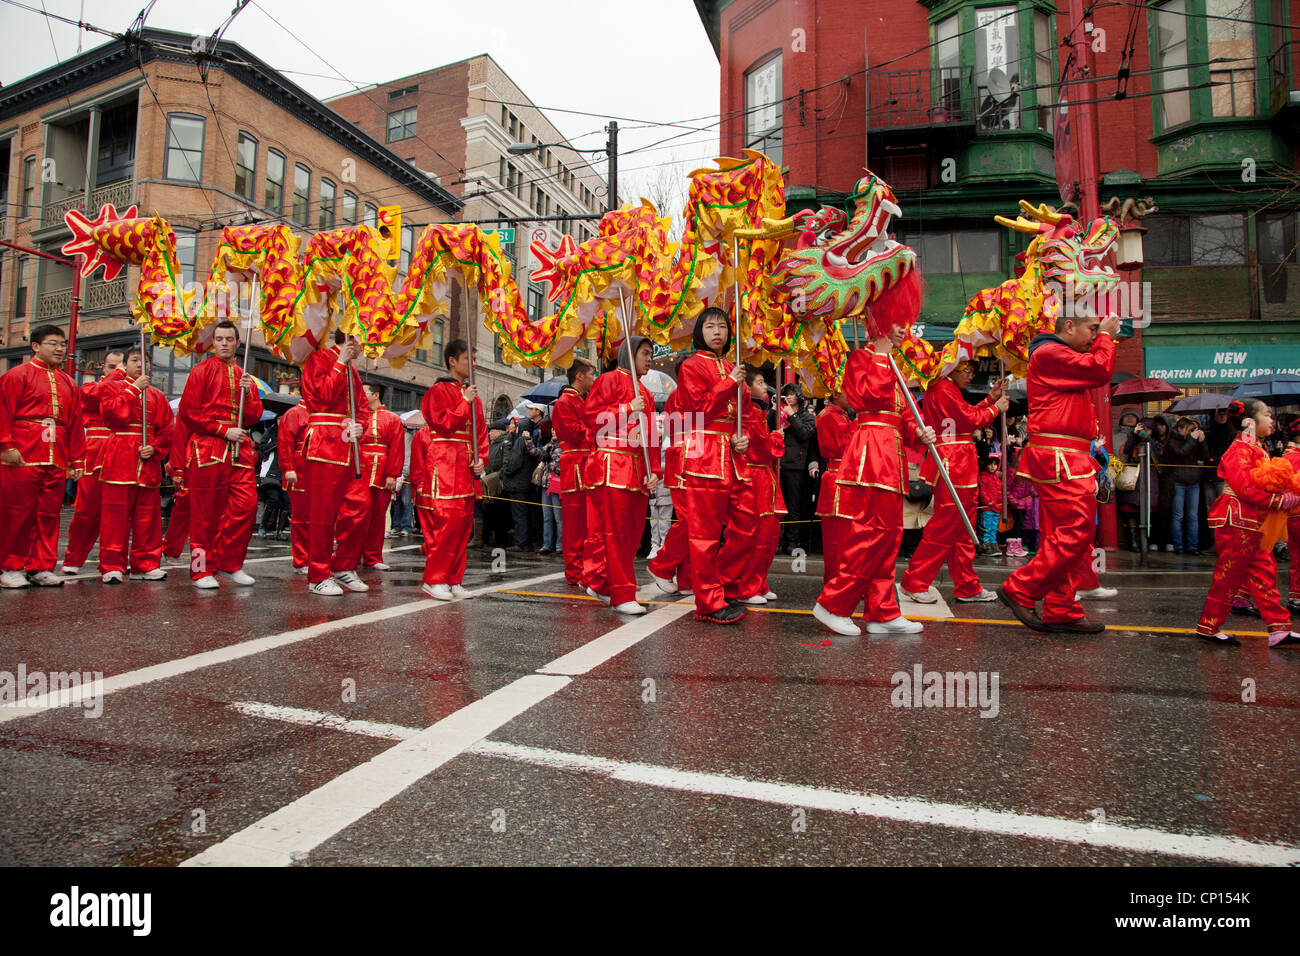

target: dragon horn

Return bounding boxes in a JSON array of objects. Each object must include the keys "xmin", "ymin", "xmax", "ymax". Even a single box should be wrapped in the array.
[
  {"xmin": 993, "ymin": 214, "xmax": 1044, "ymax": 235},
  {"xmin": 734, "ymin": 215, "xmax": 797, "ymax": 241},
  {"xmin": 1017, "ymin": 200, "xmax": 1066, "ymax": 225}
]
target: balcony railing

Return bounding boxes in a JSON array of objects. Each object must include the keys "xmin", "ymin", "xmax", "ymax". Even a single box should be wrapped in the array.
[
  {"xmin": 40, "ymin": 177, "xmax": 136, "ymax": 229},
  {"xmin": 36, "ymin": 277, "xmax": 127, "ymax": 319},
  {"xmin": 867, "ymin": 66, "xmax": 976, "ymax": 133}
]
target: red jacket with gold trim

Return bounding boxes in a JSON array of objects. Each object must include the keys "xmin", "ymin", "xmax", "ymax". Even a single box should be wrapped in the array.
[
  {"xmin": 1209, "ymin": 436, "xmax": 1288, "ymax": 532},
  {"xmin": 815, "ymin": 404, "xmax": 853, "ymax": 518},
  {"xmin": 81, "ymin": 370, "xmax": 124, "ymax": 473},
  {"xmin": 919, "ymin": 376, "xmax": 998, "ymax": 490},
  {"xmin": 584, "ymin": 367, "xmax": 658, "ymax": 493},
  {"xmin": 99, "ymin": 377, "xmax": 173, "ymax": 488},
  {"xmin": 179, "ymin": 355, "xmax": 263, "ymax": 471},
  {"xmin": 277, "ymin": 403, "xmax": 308, "ymax": 492},
  {"xmin": 551, "ymin": 386, "xmax": 592, "ymax": 494},
  {"xmin": 299, "ymin": 346, "xmax": 369, "ymax": 468},
  {"xmin": 837, "ymin": 350, "xmax": 922, "ymax": 495},
  {"xmin": 1019, "ymin": 331, "xmax": 1115, "ymax": 485},
  {"xmin": 742, "ymin": 397, "xmax": 786, "ymax": 516},
  {"xmin": 677, "ymin": 350, "xmax": 746, "ymax": 483},
  {"xmin": 360, "ymin": 405, "xmax": 405, "ymax": 490},
  {"xmin": 0, "ymin": 358, "xmax": 85, "ymax": 470},
  {"xmin": 420, "ymin": 378, "xmax": 487, "ymax": 501}
]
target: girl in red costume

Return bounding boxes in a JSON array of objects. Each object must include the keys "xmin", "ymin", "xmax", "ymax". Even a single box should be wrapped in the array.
[
  {"xmin": 720, "ymin": 368, "xmax": 785, "ymax": 606},
  {"xmin": 1285, "ymin": 419, "xmax": 1300, "ymax": 614},
  {"xmin": 813, "ymin": 272, "xmax": 936, "ymax": 638},
  {"xmin": 1195, "ymin": 399, "xmax": 1299, "ymax": 647}
]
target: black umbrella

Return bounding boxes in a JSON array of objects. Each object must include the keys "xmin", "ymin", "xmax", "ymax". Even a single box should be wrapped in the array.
[
  {"xmin": 1230, "ymin": 373, "xmax": 1300, "ymax": 405},
  {"xmin": 1168, "ymin": 392, "xmax": 1232, "ymax": 413},
  {"xmin": 521, "ymin": 376, "xmax": 568, "ymax": 404}
]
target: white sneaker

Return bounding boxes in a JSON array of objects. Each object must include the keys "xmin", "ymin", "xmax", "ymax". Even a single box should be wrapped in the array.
[
  {"xmin": 334, "ymin": 570, "xmax": 369, "ymax": 592},
  {"xmin": 677, "ymin": 587, "xmax": 692, "ymax": 596},
  {"xmin": 0, "ymin": 571, "xmax": 28, "ymax": 589},
  {"xmin": 423, "ymin": 583, "xmax": 453, "ymax": 601},
  {"xmin": 60, "ymin": 565, "xmax": 80, "ymax": 575},
  {"xmin": 368, "ymin": 562, "xmax": 391, "ymax": 571},
  {"xmin": 650, "ymin": 573, "xmax": 678, "ymax": 594},
  {"xmin": 29, "ymin": 570, "xmax": 65, "ymax": 587},
  {"xmin": 764, "ymin": 591, "xmax": 778, "ymax": 601},
  {"xmin": 813, "ymin": 602, "xmax": 861, "ymax": 637},
  {"xmin": 867, "ymin": 616, "xmax": 924, "ymax": 634},
  {"xmin": 612, "ymin": 601, "xmax": 646, "ymax": 615},
  {"xmin": 128, "ymin": 569, "xmax": 168, "ymax": 581},
  {"xmin": 739, "ymin": 594, "xmax": 767, "ymax": 605},
  {"xmin": 101, "ymin": 571, "xmax": 125, "ymax": 584},
  {"xmin": 956, "ymin": 588, "xmax": 998, "ymax": 603},
  {"xmin": 585, "ymin": 586, "xmax": 611, "ymax": 605},
  {"xmin": 1164, "ymin": 544, "xmax": 1175, "ymax": 552},
  {"xmin": 226, "ymin": 569, "xmax": 256, "ymax": 586},
  {"xmin": 293, "ymin": 565, "xmax": 308, "ymax": 575},
  {"xmin": 450, "ymin": 585, "xmax": 470, "ymax": 598},
  {"xmin": 309, "ymin": 578, "xmax": 344, "ymax": 596},
  {"xmin": 898, "ymin": 585, "xmax": 939, "ymax": 604},
  {"xmin": 192, "ymin": 575, "xmax": 220, "ymax": 590},
  {"xmin": 1076, "ymin": 586, "xmax": 1118, "ymax": 600}
]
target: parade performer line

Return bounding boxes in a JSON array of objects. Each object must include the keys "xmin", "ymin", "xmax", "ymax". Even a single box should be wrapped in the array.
[
  {"xmin": 0, "ymin": 571, "xmax": 564, "ymax": 724},
  {"xmin": 183, "ymin": 603, "xmax": 693, "ymax": 866},
  {"xmin": 220, "ymin": 702, "xmax": 1300, "ymax": 867}
]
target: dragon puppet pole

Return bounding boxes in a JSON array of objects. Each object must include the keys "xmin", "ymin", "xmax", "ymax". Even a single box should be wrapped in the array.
[
  {"xmin": 998, "ymin": 358, "xmax": 1013, "ymax": 534},
  {"xmin": 617, "ymin": 290, "xmax": 653, "ymax": 477},
  {"xmin": 463, "ymin": 280, "xmax": 480, "ymax": 471},
  {"xmin": 732, "ymin": 237, "xmax": 744, "ymax": 441},
  {"xmin": 889, "ymin": 354, "xmax": 979, "ymax": 547},
  {"xmin": 233, "ymin": 280, "xmax": 259, "ymax": 459},
  {"xmin": 139, "ymin": 323, "xmax": 148, "ymax": 444}
]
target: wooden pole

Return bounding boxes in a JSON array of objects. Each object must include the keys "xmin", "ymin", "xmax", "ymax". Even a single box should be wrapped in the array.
[
  {"xmin": 464, "ymin": 280, "xmax": 480, "ymax": 470},
  {"xmin": 139, "ymin": 323, "xmax": 148, "ymax": 444},
  {"xmin": 618, "ymin": 290, "xmax": 653, "ymax": 477},
  {"xmin": 233, "ymin": 280, "xmax": 258, "ymax": 458},
  {"xmin": 998, "ymin": 359, "xmax": 1013, "ymax": 533},
  {"xmin": 732, "ymin": 236, "xmax": 743, "ymax": 441}
]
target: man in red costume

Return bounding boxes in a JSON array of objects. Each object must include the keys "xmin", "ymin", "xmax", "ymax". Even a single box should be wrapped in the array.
[
  {"xmin": 550, "ymin": 356, "xmax": 596, "ymax": 587},
  {"xmin": 359, "ymin": 383, "xmax": 405, "ymax": 571},
  {"xmin": 899, "ymin": 360, "xmax": 1007, "ymax": 604},
  {"xmin": 0, "ymin": 325, "xmax": 85, "ymax": 588},
  {"xmin": 721, "ymin": 369, "xmax": 785, "ymax": 606},
  {"xmin": 178, "ymin": 319, "xmax": 264, "ymax": 590},
  {"xmin": 62, "ymin": 350, "xmax": 123, "ymax": 573},
  {"xmin": 997, "ymin": 313, "xmax": 1119, "ymax": 633},
  {"xmin": 299, "ymin": 331, "xmax": 370, "ymax": 596},
  {"xmin": 418, "ymin": 338, "xmax": 487, "ymax": 600},
  {"xmin": 161, "ymin": 414, "xmax": 191, "ymax": 560},
  {"xmin": 277, "ymin": 400, "xmax": 310, "ymax": 573},
  {"xmin": 814, "ymin": 391, "xmax": 854, "ymax": 599},
  {"xmin": 97, "ymin": 346, "xmax": 173, "ymax": 583}
]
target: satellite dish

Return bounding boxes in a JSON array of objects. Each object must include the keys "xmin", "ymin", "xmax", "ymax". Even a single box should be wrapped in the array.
[{"xmin": 986, "ymin": 68, "xmax": 1013, "ymax": 103}]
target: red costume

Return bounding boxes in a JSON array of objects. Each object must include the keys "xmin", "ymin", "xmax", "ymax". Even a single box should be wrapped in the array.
[
  {"xmin": 672, "ymin": 350, "xmax": 746, "ymax": 616},
  {"xmin": 1196, "ymin": 435, "xmax": 1293, "ymax": 637},
  {"xmin": 1287, "ymin": 443, "xmax": 1300, "ymax": 601},
  {"xmin": 584, "ymin": 366, "xmax": 657, "ymax": 606},
  {"xmin": 97, "ymin": 375, "xmax": 173, "ymax": 574},
  {"xmin": 551, "ymin": 384, "xmax": 595, "ymax": 586},
  {"xmin": 720, "ymin": 397, "xmax": 784, "ymax": 601},
  {"xmin": 901, "ymin": 376, "xmax": 999, "ymax": 598},
  {"xmin": 416, "ymin": 378, "xmax": 487, "ymax": 587},
  {"xmin": 814, "ymin": 403, "xmax": 853, "ymax": 592},
  {"xmin": 0, "ymin": 357, "xmax": 85, "ymax": 572},
  {"xmin": 299, "ymin": 345, "xmax": 370, "ymax": 584},
  {"xmin": 178, "ymin": 354, "xmax": 263, "ymax": 579},
  {"xmin": 646, "ymin": 386, "xmax": 692, "ymax": 592},
  {"xmin": 63, "ymin": 370, "xmax": 124, "ymax": 569},
  {"xmin": 277, "ymin": 403, "xmax": 310, "ymax": 570},
  {"xmin": 1001, "ymin": 331, "xmax": 1114, "ymax": 624},
  {"xmin": 360, "ymin": 404, "xmax": 405, "ymax": 566},
  {"xmin": 162, "ymin": 416, "xmax": 191, "ymax": 559},
  {"xmin": 817, "ymin": 350, "xmax": 925, "ymax": 622}
]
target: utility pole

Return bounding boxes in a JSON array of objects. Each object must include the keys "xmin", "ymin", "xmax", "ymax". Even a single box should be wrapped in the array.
[{"xmin": 605, "ymin": 121, "xmax": 619, "ymax": 213}]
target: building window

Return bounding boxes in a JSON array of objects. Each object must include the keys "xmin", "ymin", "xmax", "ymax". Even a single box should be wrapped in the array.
[
  {"xmin": 292, "ymin": 164, "xmax": 310, "ymax": 226},
  {"xmin": 163, "ymin": 113, "xmax": 204, "ymax": 182},
  {"xmin": 501, "ymin": 104, "xmax": 508, "ymax": 127},
  {"xmin": 173, "ymin": 228, "xmax": 198, "ymax": 285},
  {"xmin": 1207, "ymin": 0, "xmax": 1256, "ymax": 117},
  {"xmin": 364, "ymin": 202, "xmax": 378, "ymax": 226},
  {"xmin": 400, "ymin": 224, "xmax": 416, "ymax": 274},
  {"xmin": 1152, "ymin": 1, "xmax": 1192, "ymax": 129},
  {"xmin": 96, "ymin": 102, "xmax": 136, "ymax": 185},
  {"xmin": 1144, "ymin": 213, "xmax": 1248, "ymax": 266},
  {"xmin": 527, "ymin": 286, "xmax": 543, "ymax": 321},
  {"xmin": 235, "ymin": 132, "xmax": 257, "ymax": 201},
  {"xmin": 432, "ymin": 317, "xmax": 444, "ymax": 360},
  {"xmin": 508, "ymin": 113, "xmax": 517, "ymax": 138},
  {"xmin": 744, "ymin": 53, "xmax": 782, "ymax": 164},
  {"xmin": 14, "ymin": 256, "xmax": 28, "ymax": 320},
  {"xmin": 896, "ymin": 227, "xmax": 1001, "ymax": 274},
  {"xmin": 499, "ymin": 155, "xmax": 506, "ymax": 185},
  {"xmin": 21, "ymin": 155, "xmax": 35, "ymax": 217},
  {"xmin": 1259, "ymin": 210, "xmax": 1298, "ymax": 303},
  {"xmin": 265, "ymin": 148, "xmax": 285, "ymax": 211},
  {"xmin": 974, "ymin": 6, "xmax": 1022, "ymax": 131},
  {"xmin": 388, "ymin": 84, "xmax": 418, "ymax": 99},
  {"xmin": 319, "ymin": 178, "xmax": 336, "ymax": 230},
  {"xmin": 386, "ymin": 107, "xmax": 417, "ymax": 142},
  {"xmin": 342, "ymin": 191, "xmax": 357, "ymax": 226}
]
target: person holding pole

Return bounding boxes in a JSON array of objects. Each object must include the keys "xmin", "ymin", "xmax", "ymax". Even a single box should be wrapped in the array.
[
  {"xmin": 161, "ymin": 413, "xmax": 191, "ymax": 560},
  {"xmin": 418, "ymin": 338, "xmax": 487, "ymax": 600},
  {"xmin": 646, "ymin": 362, "xmax": 693, "ymax": 596},
  {"xmin": 97, "ymin": 345, "xmax": 173, "ymax": 583},
  {"xmin": 898, "ymin": 360, "xmax": 1007, "ymax": 604},
  {"xmin": 276, "ymin": 401, "xmax": 310, "ymax": 573},
  {"xmin": 359, "ymin": 382, "xmax": 405, "ymax": 571},
  {"xmin": 178, "ymin": 319, "xmax": 263, "ymax": 590},
  {"xmin": 551, "ymin": 356, "xmax": 597, "ymax": 588},
  {"xmin": 997, "ymin": 313, "xmax": 1119, "ymax": 633},
  {"xmin": 814, "ymin": 390, "xmax": 854, "ymax": 601},
  {"xmin": 61, "ymin": 350, "xmax": 124, "ymax": 574},
  {"xmin": 299, "ymin": 330, "xmax": 370, "ymax": 596},
  {"xmin": 720, "ymin": 367, "xmax": 785, "ymax": 606}
]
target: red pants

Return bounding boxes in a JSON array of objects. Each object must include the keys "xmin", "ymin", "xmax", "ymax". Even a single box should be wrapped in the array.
[
  {"xmin": 560, "ymin": 488, "xmax": 588, "ymax": 585},
  {"xmin": 188, "ymin": 461, "xmax": 257, "ymax": 579},
  {"xmin": 99, "ymin": 483, "xmax": 162, "ymax": 574},
  {"xmin": 362, "ymin": 487, "xmax": 393, "ymax": 565},
  {"xmin": 1039, "ymin": 498, "xmax": 1101, "ymax": 591},
  {"xmin": 901, "ymin": 483, "xmax": 982, "ymax": 598},
  {"xmin": 817, "ymin": 486, "xmax": 903, "ymax": 621},
  {"xmin": 304, "ymin": 459, "xmax": 369, "ymax": 584},
  {"xmin": 821, "ymin": 514, "xmax": 848, "ymax": 592},
  {"xmin": 581, "ymin": 491, "xmax": 609, "ymax": 596},
  {"xmin": 719, "ymin": 475, "xmax": 763, "ymax": 601},
  {"xmin": 592, "ymin": 484, "xmax": 648, "ymax": 606},
  {"xmin": 63, "ymin": 471, "xmax": 104, "ymax": 568},
  {"xmin": 1289, "ymin": 516, "xmax": 1300, "ymax": 598},
  {"xmin": 1003, "ymin": 476, "xmax": 1095, "ymax": 624},
  {"xmin": 288, "ymin": 485, "xmax": 308, "ymax": 568},
  {"xmin": 1197, "ymin": 525, "xmax": 1291, "ymax": 635},
  {"xmin": 0, "ymin": 464, "xmax": 65, "ymax": 572},
  {"xmin": 756, "ymin": 513, "xmax": 780, "ymax": 593},
  {"xmin": 162, "ymin": 489, "xmax": 190, "ymax": 558},
  {"xmin": 647, "ymin": 489, "xmax": 692, "ymax": 591},
  {"xmin": 679, "ymin": 474, "xmax": 743, "ymax": 615},
  {"xmin": 419, "ymin": 498, "xmax": 473, "ymax": 586}
]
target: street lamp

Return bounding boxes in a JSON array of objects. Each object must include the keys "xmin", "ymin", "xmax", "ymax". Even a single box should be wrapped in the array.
[{"xmin": 507, "ymin": 121, "xmax": 618, "ymax": 213}]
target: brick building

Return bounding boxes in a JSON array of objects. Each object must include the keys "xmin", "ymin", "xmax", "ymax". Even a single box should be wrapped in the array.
[
  {"xmin": 695, "ymin": 0, "xmax": 1300, "ymax": 404},
  {"xmin": 0, "ymin": 27, "xmax": 463, "ymax": 412},
  {"xmin": 328, "ymin": 54, "xmax": 614, "ymax": 419}
]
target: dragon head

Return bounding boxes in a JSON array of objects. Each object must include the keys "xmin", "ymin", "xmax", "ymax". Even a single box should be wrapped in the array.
[{"xmin": 996, "ymin": 201, "xmax": 1120, "ymax": 301}]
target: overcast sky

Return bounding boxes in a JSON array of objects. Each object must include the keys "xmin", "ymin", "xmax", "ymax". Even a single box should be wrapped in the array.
[{"xmin": 0, "ymin": 0, "xmax": 721, "ymax": 210}]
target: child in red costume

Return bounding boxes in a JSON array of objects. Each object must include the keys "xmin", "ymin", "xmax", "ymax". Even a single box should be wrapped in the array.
[{"xmin": 1195, "ymin": 399, "xmax": 1299, "ymax": 647}]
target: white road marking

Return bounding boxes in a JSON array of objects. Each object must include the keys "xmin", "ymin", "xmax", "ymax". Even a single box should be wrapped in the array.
[
  {"xmin": 223, "ymin": 701, "xmax": 1300, "ymax": 867},
  {"xmin": 46, "ymin": 544, "xmax": 429, "ymax": 582},
  {"xmin": 539, "ymin": 603, "xmax": 693, "ymax": 675},
  {"xmin": 0, "ymin": 571, "xmax": 564, "ymax": 723}
]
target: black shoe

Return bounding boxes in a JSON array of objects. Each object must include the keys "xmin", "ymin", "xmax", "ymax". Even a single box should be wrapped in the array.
[
  {"xmin": 1196, "ymin": 631, "xmax": 1241, "ymax": 647},
  {"xmin": 1173, "ymin": 548, "xmax": 1183, "ymax": 555},
  {"xmin": 1230, "ymin": 602, "xmax": 1261, "ymax": 618},
  {"xmin": 997, "ymin": 585, "xmax": 1047, "ymax": 632},
  {"xmin": 1287, "ymin": 599, "xmax": 1300, "ymax": 614},
  {"xmin": 1043, "ymin": 618, "xmax": 1105, "ymax": 634},
  {"xmin": 696, "ymin": 604, "xmax": 746, "ymax": 624}
]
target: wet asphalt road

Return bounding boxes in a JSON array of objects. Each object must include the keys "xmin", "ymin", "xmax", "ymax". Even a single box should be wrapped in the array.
[{"xmin": 1, "ymin": 519, "xmax": 1298, "ymax": 867}]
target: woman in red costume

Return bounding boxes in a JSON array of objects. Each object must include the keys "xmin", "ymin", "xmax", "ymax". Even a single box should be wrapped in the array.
[
  {"xmin": 813, "ymin": 271, "xmax": 936, "ymax": 638},
  {"xmin": 1195, "ymin": 399, "xmax": 1299, "ymax": 647},
  {"xmin": 1285, "ymin": 419, "xmax": 1300, "ymax": 614}
]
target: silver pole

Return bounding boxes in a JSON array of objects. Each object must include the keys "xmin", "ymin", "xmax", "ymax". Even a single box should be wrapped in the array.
[
  {"xmin": 732, "ymin": 236, "xmax": 743, "ymax": 441},
  {"xmin": 233, "ymin": 280, "xmax": 258, "ymax": 457},
  {"xmin": 618, "ymin": 290, "xmax": 653, "ymax": 477},
  {"xmin": 463, "ymin": 280, "xmax": 480, "ymax": 470},
  {"xmin": 139, "ymin": 324, "xmax": 148, "ymax": 443}
]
